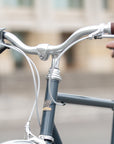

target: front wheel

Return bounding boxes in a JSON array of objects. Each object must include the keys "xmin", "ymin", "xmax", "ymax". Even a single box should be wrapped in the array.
[
  {"xmin": 1, "ymin": 138, "xmax": 46, "ymax": 144},
  {"xmin": 0, "ymin": 140, "xmax": 33, "ymax": 144}
]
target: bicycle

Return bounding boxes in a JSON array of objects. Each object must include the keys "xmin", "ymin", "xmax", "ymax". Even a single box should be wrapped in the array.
[{"xmin": 0, "ymin": 22, "xmax": 114, "ymax": 144}]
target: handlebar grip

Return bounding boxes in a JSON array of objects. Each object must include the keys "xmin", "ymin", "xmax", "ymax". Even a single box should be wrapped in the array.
[{"xmin": 111, "ymin": 23, "xmax": 114, "ymax": 34}]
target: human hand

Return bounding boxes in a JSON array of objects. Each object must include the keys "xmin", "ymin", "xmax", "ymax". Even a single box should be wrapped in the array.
[{"xmin": 106, "ymin": 41, "xmax": 114, "ymax": 57}]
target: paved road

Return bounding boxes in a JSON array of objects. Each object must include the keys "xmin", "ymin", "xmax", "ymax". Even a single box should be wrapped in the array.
[{"xmin": 0, "ymin": 71, "xmax": 114, "ymax": 144}]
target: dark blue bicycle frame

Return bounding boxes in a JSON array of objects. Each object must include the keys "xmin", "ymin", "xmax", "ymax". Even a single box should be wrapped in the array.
[
  {"xmin": 40, "ymin": 78, "xmax": 114, "ymax": 144},
  {"xmin": 40, "ymin": 78, "xmax": 62, "ymax": 144}
]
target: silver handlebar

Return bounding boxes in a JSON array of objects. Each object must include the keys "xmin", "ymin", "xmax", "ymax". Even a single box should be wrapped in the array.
[
  {"xmin": 4, "ymin": 32, "xmax": 39, "ymax": 55},
  {"xmin": 48, "ymin": 23, "xmax": 111, "ymax": 53},
  {"xmin": 2, "ymin": 22, "xmax": 113, "ymax": 60}
]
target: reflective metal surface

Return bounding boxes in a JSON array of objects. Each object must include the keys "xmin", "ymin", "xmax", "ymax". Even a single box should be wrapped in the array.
[{"xmin": 3, "ymin": 23, "xmax": 111, "ymax": 61}]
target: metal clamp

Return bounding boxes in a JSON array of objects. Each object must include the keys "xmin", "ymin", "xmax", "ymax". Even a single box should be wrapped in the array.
[
  {"xmin": 37, "ymin": 44, "xmax": 49, "ymax": 61},
  {"xmin": 47, "ymin": 68, "xmax": 61, "ymax": 81},
  {"xmin": 39, "ymin": 135, "xmax": 54, "ymax": 142},
  {"xmin": 88, "ymin": 23, "xmax": 105, "ymax": 40}
]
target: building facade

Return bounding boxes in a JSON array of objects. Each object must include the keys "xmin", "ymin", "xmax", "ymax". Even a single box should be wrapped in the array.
[{"xmin": 0, "ymin": 0, "xmax": 114, "ymax": 74}]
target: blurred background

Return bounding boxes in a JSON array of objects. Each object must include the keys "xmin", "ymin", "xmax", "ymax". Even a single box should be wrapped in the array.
[{"xmin": 0, "ymin": 0, "xmax": 114, "ymax": 144}]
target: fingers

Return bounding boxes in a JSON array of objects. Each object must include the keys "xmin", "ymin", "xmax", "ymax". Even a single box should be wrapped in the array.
[
  {"xmin": 106, "ymin": 41, "xmax": 114, "ymax": 49},
  {"xmin": 111, "ymin": 50, "xmax": 114, "ymax": 58},
  {"xmin": 106, "ymin": 41, "xmax": 114, "ymax": 58}
]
